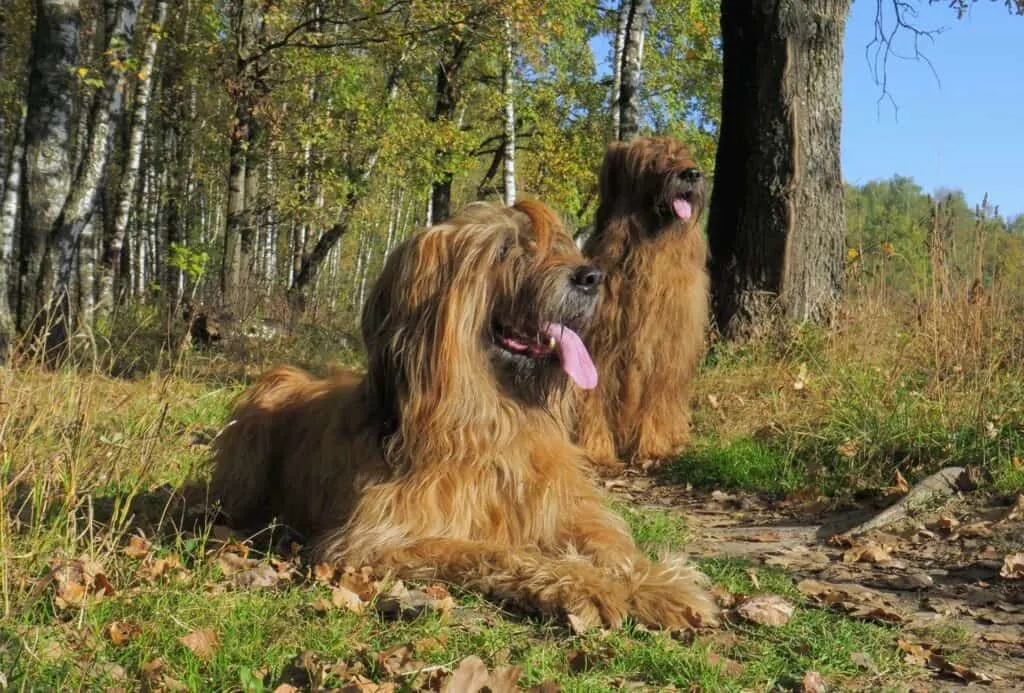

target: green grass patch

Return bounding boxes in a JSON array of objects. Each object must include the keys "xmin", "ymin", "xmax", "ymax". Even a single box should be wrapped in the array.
[{"xmin": 661, "ymin": 437, "xmax": 804, "ymax": 494}]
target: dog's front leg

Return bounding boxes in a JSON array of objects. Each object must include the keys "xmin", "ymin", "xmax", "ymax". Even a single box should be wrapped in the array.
[
  {"xmin": 336, "ymin": 537, "xmax": 631, "ymax": 630},
  {"xmin": 562, "ymin": 501, "xmax": 719, "ymax": 630}
]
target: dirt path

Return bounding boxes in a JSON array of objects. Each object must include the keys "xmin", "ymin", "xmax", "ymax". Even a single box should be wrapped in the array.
[{"xmin": 606, "ymin": 472, "xmax": 1024, "ymax": 690}]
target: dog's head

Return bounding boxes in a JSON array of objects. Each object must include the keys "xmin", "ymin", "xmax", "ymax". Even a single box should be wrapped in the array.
[
  {"xmin": 598, "ymin": 137, "xmax": 705, "ymax": 236},
  {"xmin": 362, "ymin": 200, "xmax": 602, "ymax": 438}
]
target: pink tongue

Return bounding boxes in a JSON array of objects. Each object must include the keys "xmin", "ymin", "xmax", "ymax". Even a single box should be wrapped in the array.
[
  {"xmin": 544, "ymin": 323, "xmax": 598, "ymax": 390},
  {"xmin": 672, "ymin": 198, "xmax": 692, "ymax": 220}
]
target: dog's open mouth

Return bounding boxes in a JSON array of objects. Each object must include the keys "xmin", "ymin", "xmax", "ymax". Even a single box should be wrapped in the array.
[{"xmin": 493, "ymin": 321, "xmax": 598, "ymax": 390}]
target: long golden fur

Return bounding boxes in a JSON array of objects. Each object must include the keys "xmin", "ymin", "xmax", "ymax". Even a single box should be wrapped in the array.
[
  {"xmin": 209, "ymin": 200, "xmax": 716, "ymax": 630},
  {"xmin": 576, "ymin": 137, "xmax": 710, "ymax": 472}
]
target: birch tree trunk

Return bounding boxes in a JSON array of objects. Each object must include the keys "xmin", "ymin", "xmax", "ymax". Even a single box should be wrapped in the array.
[
  {"xmin": 501, "ymin": 16, "xmax": 516, "ymax": 207},
  {"xmin": 610, "ymin": 1, "xmax": 629, "ymax": 140},
  {"xmin": 0, "ymin": 109, "xmax": 25, "ymax": 358},
  {"xmin": 97, "ymin": 0, "xmax": 166, "ymax": 321},
  {"xmin": 41, "ymin": 0, "xmax": 142, "ymax": 358},
  {"xmin": 617, "ymin": 0, "xmax": 652, "ymax": 142},
  {"xmin": 18, "ymin": 0, "xmax": 80, "ymax": 333},
  {"xmin": 708, "ymin": 0, "xmax": 850, "ymax": 340}
]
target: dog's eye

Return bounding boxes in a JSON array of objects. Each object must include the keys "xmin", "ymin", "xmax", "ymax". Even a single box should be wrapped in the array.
[{"xmin": 497, "ymin": 239, "xmax": 515, "ymax": 262}]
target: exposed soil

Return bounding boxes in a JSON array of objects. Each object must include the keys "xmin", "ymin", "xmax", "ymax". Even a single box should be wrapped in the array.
[{"xmin": 606, "ymin": 471, "xmax": 1024, "ymax": 690}]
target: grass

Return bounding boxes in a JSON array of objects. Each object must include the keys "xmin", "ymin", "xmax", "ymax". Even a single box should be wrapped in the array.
[{"xmin": 4, "ymin": 291, "xmax": 1023, "ymax": 691}]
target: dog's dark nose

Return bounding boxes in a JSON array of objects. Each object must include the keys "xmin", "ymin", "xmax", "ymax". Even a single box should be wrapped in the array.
[
  {"xmin": 680, "ymin": 168, "xmax": 702, "ymax": 183},
  {"xmin": 571, "ymin": 266, "xmax": 604, "ymax": 294}
]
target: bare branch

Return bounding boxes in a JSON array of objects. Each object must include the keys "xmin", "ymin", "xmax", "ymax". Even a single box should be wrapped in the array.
[{"xmin": 866, "ymin": 0, "xmax": 945, "ymax": 118}]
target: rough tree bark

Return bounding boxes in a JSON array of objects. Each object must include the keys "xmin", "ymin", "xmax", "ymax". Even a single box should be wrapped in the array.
[
  {"xmin": 708, "ymin": 0, "xmax": 850, "ymax": 340},
  {"xmin": 41, "ymin": 0, "xmax": 142, "ymax": 357},
  {"xmin": 97, "ymin": 0, "xmax": 167, "ymax": 321},
  {"xmin": 220, "ymin": 0, "xmax": 264, "ymax": 306},
  {"xmin": 617, "ymin": 0, "xmax": 652, "ymax": 142},
  {"xmin": 18, "ymin": 0, "xmax": 80, "ymax": 333},
  {"xmin": 429, "ymin": 36, "xmax": 467, "ymax": 225}
]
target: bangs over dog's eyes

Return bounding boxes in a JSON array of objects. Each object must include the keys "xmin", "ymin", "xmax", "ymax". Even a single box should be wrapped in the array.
[{"xmin": 496, "ymin": 236, "xmax": 516, "ymax": 262}]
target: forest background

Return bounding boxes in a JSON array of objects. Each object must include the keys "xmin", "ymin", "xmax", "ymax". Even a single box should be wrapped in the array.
[{"xmin": 1, "ymin": 0, "xmax": 1021, "ymax": 355}]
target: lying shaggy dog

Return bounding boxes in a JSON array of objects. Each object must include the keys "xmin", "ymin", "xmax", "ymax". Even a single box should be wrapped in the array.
[{"xmin": 209, "ymin": 200, "xmax": 717, "ymax": 630}]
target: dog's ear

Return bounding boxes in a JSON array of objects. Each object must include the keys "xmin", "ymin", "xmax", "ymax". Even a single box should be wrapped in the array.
[
  {"xmin": 512, "ymin": 199, "xmax": 563, "ymax": 250},
  {"xmin": 599, "ymin": 141, "xmax": 630, "ymax": 203}
]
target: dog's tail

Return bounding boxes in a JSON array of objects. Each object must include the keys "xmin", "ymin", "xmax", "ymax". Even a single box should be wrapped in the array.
[{"xmin": 208, "ymin": 366, "xmax": 316, "ymax": 527}]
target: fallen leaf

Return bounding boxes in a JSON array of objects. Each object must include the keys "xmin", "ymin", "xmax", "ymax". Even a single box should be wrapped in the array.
[
  {"xmin": 179, "ymin": 628, "xmax": 218, "ymax": 660},
  {"xmin": 837, "ymin": 439, "xmax": 859, "ymax": 459},
  {"xmin": 140, "ymin": 658, "xmax": 186, "ymax": 691},
  {"xmin": 898, "ymin": 640, "xmax": 999, "ymax": 683},
  {"xmin": 850, "ymin": 652, "xmax": 876, "ymax": 672},
  {"xmin": 707, "ymin": 652, "xmax": 744, "ymax": 677},
  {"xmin": 735, "ymin": 594, "xmax": 795, "ymax": 627},
  {"xmin": 797, "ymin": 579, "xmax": 906, "ymax": 623},
  {"xmin": 1000, "ymin": 553, "xmax": 1024, "ymax": 579},
  {"xmin": 312, "ymin": 563, "xmax": 336, "ymax": 583},
  {"xmin": 443, "ymin": 656, "xmax": 490, "ymax": 693},
  {"xmin": 376, "ymin": 644, "xmax": 424, "ymax": 677},
  {"xmin": 413, "ymin": 634, "xmax": 448, "ymax": 655},
  {"xmin": 123, "ymin": 535, "xmax": 152, "ymax": 559},
  {"xmin": 801, "ymin": 670, "xmax": 827, "ymax": 693},
  {"xmin": 889, "ymin": 469, "xmax": 910, "ymax": 495},
  {"xmin": 842, "ymin": 542, "xmax": 892, "ymax": 565},
  {"xmin": 937, "ymin": 515, "xmax": 960, "ymax": 531},
  {"xmin": 49, "ymin": 558, "xmax": 115, "ymax": 609},
  {"xmin": 338, "ymin": 566, "xmax": 379, "ymax": 601},
  {"xmin": 331, "ymin": 585, "xmax": 365, "ymax": 614},
  {"xmin": 138, "ymin": 554, "xmax": 182, "ymax": 582},
  {"xmin": 981, "ymin": 630, "xmax": 1022, "ymax": 644},
  {"xmin": 1001, "ymin": 494, "xmax": 1024, "ymax": 522},
  {"xmin": 104, "ymin": 621, "xmax": 141, "ymax": 646}
]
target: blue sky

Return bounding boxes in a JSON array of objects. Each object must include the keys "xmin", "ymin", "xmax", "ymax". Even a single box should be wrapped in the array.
[{"xmin": 842, "ymin": 1, "xmax": 1024, "ymax": 218}]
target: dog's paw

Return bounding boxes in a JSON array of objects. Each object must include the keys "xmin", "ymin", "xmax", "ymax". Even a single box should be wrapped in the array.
[
  {"xmin": 562, "ymin": 582, "xmax": 630, "ymax": 631},
  {"xmin": 628, "ymin": 559, "xmax": 719, "ymax": 630}
]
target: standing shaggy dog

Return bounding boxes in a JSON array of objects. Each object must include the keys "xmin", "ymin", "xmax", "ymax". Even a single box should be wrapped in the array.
[
  {"xmin": 209, "ymin": 201, "xmax": 717, "ymax": 630},
  {"xmin": 576, "ymin": 138, "xmax": 710, "ymax": 472}
]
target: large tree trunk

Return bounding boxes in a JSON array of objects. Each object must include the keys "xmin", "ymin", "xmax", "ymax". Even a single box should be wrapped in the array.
[
  {"xmin": 429, "ymin": 37, "xmax": 467, "ymax": 225},
  {"xmin": 97, "ymin": 0, "xmax": 166, "ymax": 321},
  {"xmin": 0, "ymin": 108, "xmax": 25, "ymax": 359},
  {"xmin": 41, "ymin": 0, "xmax": 142, "ymax": 357},
  {"xmin": 617, "ymin": 0, "xmax": 651, "ymax": 142},
  {"xmin": 220, "ymin": 0, "xmax": 263, "ymax": 307},
  {"xmin": 18, "ymin": 0, "xmax": 80, "ymax": 334},
  {"xmin": 708, "ymin": 0, "xmax": 850, "ymax": 340}
]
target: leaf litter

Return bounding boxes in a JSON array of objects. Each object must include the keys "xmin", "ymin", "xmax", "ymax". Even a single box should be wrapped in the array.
[{"xmin": 605, "ymin": 466, "xmax": 1024, "ymax": 689}]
